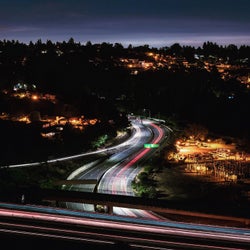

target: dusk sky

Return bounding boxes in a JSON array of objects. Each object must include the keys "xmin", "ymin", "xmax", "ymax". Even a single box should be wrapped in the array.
[{"xmin": 0, "ymin": 0, "xmax": 250, "ymax": 48}]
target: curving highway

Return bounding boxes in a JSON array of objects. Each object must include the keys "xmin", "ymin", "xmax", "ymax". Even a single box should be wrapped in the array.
[
  {"xmin": 97, "ymin": 120, "xmax": 166, "ymax": 219},
  {"xmin": 65, "ymin": 118, "xmax": 170, "ymax": 219}
]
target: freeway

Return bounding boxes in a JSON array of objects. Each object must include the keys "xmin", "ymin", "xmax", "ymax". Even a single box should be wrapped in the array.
[
  {"xmin": 97, "ymin": 120, "xmax": 166, "ymax": 218},
  {"xmin": 0, "ymin": 202, "xmax": 250, "ymax": 249},
  {"xmin": 100, "ymin": 121, "xmax": 164, "ymax": 195},
  {"xmin": 63, "ymin": 120, "xmax": 151, "ymax": 212},
  {"xmin": 64, "ymin": 119, "xmax": 169, "ymax": 218}
]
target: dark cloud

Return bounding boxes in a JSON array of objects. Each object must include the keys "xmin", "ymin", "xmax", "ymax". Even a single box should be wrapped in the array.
[{"xmin": 0, "ymin": 0, "xmax": 249, "ymax": 47}]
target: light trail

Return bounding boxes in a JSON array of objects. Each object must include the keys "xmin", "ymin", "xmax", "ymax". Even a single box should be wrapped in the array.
[
  {"xmin": 108, "ymin": 122, "xmax": 168, "ymax": 220},
  {"xmin": 1, "ymin": 123, "xmax": 142, "ymax": 168},
  {"xmin": 111, "ymin": 122, "xmax": 164, "ymax": 191},
  {"xmin": 1, "ymin": 202, "xmax": 250, "ymax": 236},
  {"xmin": 0, "ymin": 206, "xmax": 249, "ymax": 248}
]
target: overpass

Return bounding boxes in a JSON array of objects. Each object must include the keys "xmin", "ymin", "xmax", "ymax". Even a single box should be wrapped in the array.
[
  {"xmin": 4, "ymin": 187, "xmax": 250, "ymax": 227},
  {"xmin": 0, "ymin": 201, "xmax": 250, "ymax": 250}
]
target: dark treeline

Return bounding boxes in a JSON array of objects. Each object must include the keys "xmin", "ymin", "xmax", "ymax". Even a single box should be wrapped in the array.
[
  {"xmin": 1, "ymin": 39, "xmax": 250, "ymax": 65},
  {"xmin": 0, "ymin": 38, "xmax": 250, "ymax": 145}
]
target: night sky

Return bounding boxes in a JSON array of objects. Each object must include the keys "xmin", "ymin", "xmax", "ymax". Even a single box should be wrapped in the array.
[{"xmin": 0, "ymin": 0, "xmax": 250, "ymax": 48}]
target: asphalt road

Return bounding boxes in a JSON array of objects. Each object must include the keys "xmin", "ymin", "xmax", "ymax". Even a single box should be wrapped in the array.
[{"xmin": 65, "ymin": 119, "xmax": 169, "ymax": 218}]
